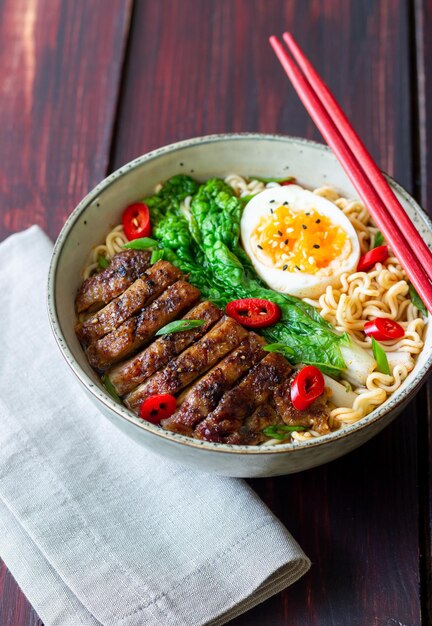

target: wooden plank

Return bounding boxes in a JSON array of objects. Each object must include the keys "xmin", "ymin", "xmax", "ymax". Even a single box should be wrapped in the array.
[
  {"xmin": 0, "ymin": 0, "xmax": 132, "ymax": 623},
  {"xmin": 413, "ymin": 0, "xmax": 432, "ymax": 623},
  {"xmin": 0, "ymin": 0, "xmax": 132, "ymax": 242},
  {"xmin": 112, "ymin": 1, "xmax": 422, "ymax": 625}
]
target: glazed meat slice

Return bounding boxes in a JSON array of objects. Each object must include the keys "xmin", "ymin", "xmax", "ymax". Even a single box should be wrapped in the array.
[
  {"xmin": 125, "ymin": 316, "xmax": 248, "ymax": 414},
  {"xmin": 162, "ymin": 332, "xmax": 267, "ymax": 436},
  {"xmin": 194, "ymin": 353, "xmax": 293, "ymax": 442},
  {"xmin": 75, "ymin": 261, "xmax": 182, "ymax": 346},
  {"xmin": 86, "ymin": 280, "xmax": 200, "ymax": 370},
  {"xmin": 107, "ymin": 301, "xmax": 223, "ymax": 396},
  {"xmin": 273, "ymin": 371, "xmax": 331, "ymax": 435},
  {"xmin": 224, "ymin": 405, "xmax": 284, "ymax": 445},
  {"xmin": 75, "ymin": 250, "xmax": 151, "ymax": 314}
]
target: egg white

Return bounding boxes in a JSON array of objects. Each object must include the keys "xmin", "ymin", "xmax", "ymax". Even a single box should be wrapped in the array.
[{"xmin": 240, "ymin": 185, "xmax": 361, "ymax": 299}]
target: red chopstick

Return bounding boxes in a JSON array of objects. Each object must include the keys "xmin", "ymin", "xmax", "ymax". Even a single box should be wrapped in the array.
[
  {"xmin": 269, "ymin": 34, "xmax": 432, "ymax": 315},
  {"xmin": 282, "ymin": 32, "xmax": 432, "ymax": 283}
]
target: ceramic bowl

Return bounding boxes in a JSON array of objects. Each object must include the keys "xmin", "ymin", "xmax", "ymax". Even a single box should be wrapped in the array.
[{"xmin": 47, "ymin": 133, "xmax": 432, "ymax": 477}]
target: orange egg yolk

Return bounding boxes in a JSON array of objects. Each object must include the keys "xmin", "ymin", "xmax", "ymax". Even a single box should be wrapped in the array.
[{"xmin": 252, "ymin": 205, "xmax": 348, "ymax": 274}]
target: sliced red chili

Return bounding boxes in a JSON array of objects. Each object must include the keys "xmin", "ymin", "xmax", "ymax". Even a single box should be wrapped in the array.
[
  {"xmin": 226, "ymin": 298, "xmax": 281, "ymax": 329},
  {"xmin": 122, "ymin": 202, "xmax": 151, "ymax": 241},
  {"xmin": 280, "ymin": 179, "xmax": 295, "ymax": 186},
  {"xmin": 364, "ymin": 317, "xmax": 404, "ymax": 341},
  {"xmin": 357, "ymin": 245, "xmax": 388, "ymax": 272},
  {"xmin": 139, "ymin": 394, "xmax": 176, "ymax": 424},
  {"xmin": 291, "ymin": 366, "xmax": 325, "ymax": 411}
]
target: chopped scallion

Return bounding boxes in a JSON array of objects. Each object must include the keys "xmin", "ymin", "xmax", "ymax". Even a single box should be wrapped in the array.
[
  {"xmin": 123, "ymin": 237, "xmax": 159, "ymax": 250},
  {"xmin": 150, "ymin": 249, "xmax": 165, "ymax": 264},
  {"xmin": 250, "ymin": 175, "xmax": 295, "ymax": 184},
  {"xmin": 408, "ymin": 282, "xmax": 428, "ymax": 317},
  {"xmin": 101, "ymin": 374, "xmax": 121, "ymax": 402},
  {"xmin": 373, "ymin": 230, "xmax": 385, "ymax": 248},
  {"xmin": 262, "ymin": 424, "xmax": 307, "ymax": 439},
  {"xmin": 371, "ymin": 337, "xmax": 390, "ymax": 375},
  {"xmin": 97, "ymin": 255, "xmax": 109, "ymax": 269},
  {"xmin": 263, "ymin": 343, "xmax": 296, "ymax": 358},
  {"xmin": 155, "ymin": 319, "xmax": 205, "ymax": 336}
]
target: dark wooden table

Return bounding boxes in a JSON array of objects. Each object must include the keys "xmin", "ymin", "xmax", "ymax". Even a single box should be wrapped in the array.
[{"xmin": 1, "ymin": 1, "xmax": 431, "ymax": 624}]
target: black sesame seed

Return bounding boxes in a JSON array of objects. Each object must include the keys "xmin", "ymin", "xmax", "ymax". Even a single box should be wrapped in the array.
[
  {"xmin": 306, "ymin": 212, "xmax": 310, "ymax": 215},
  {"xmin": 269, "ymin": 199, "xmax": 275, "ymax": 203},
  {"xmin": 270, "ymin": 208, "xmax": 273, "ymax": 214},
  {"xmin": 283, "ymin": 201, "xmax": 289, "ymax": 206},
  {"xmin": 295, "ymin": 265, "xmax": 301, "ymax": 271},
  {"xmin": 313, "ymin": 244, "xmax": 320, "ymax": 249},
  {"xmin": 277, "ymin": 230, "xmax": 283, "ymax": 236},
  {"xmin": 316, "ymin": 219, "xmax": 321, "ymax": 224},
  {"xmin": 283, "ymin": 264, "xmax": 288, "ymax": 271},
  {"xmin": 284, "ymin": 239, "xmax": 289, "ymax": 245},
  {"xmin": 302, "ymin": 224, "xmax": 307, "ymax": 229},
  {"xmin": 257, "ymin": 244, "xmax": 263, "ymax": 250},
  {"xmin": 179, "ymin": 162, "xmax": 184, "ymax": 166}
]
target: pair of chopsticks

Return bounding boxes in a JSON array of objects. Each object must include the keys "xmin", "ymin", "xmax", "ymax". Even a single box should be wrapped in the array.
[{"xmin": 270, "ymin": 33, "xmax": 432, "ymax": 315}]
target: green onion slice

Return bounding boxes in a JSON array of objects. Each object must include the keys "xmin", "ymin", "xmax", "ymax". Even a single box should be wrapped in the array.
[
  {"xmin": 373, "ymin": 231, "xmax": 385, "ymax": 248},
  {"xmin": 408, "ymin": 283, "xmax": 428, "ymax": 317},
  {"xmin": 263, "ymin": 343, "xmax": 296, "ymax": 358},
  {"xmin": 123, "ymin": 237, "xmax": 159, "ymax": 250},
  {"xmin": 155, "ymin": 319, "xmax": 205, "ymax": 336},
  {"xmin": 250, "ymin": 175, "xmax": 295, "ymax": 184},
  {"xmin": 101, "ymin": 374, "xmax": 121, "ymax": 402},
  {"xmin": 150, "ymin": 249, "xmax": 165, "ymax": 264},
  {"xmin": 97, "ymin": 255, "xmax": 109, "ymax": 269},
  {"xmin": 262, "ymin": 424, "xmax": 307, "ymax": 440},
  {"xmin": 371, "ymin": 337, "xmax": 390, "ymax": 375},
  {"xmin": 239, "ymin": 194, "xmax": 256, "ymax": 204}
]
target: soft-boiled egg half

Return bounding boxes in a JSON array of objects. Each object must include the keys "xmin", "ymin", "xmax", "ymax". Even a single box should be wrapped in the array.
[{"xmin": 240, "ymin": 185, "xmax": 360, "ymax": 299}]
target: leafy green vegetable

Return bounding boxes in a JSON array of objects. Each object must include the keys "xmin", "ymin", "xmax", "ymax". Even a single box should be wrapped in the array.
[
  {"xmin": 97, "ymin": 255, "xmax": 109, "ymax": 269},
  {"xmin": 250, "ymin": 175, "xmax": 295, "ymax": 184},
  {"xmin": 373, "ymin": 231, "xmax": 385, "ymax": 248},
  {"xmin": 140, "ymin": 175, "xmax": 349, "ymax": 374},
  {"xmin": 262, "ymin": 424, "xmax": 307, "ymax": 439},
  {"xmin": 371, "ymin": 337, "xmax": 390, "ymax": 375},
  {"xmin": 408, "ymin": 282, "xmax": 428, "ymax": 317},
  {"xmin": 155, "ymin": 319, "xmax": 205, "ymax": 336},
  {"xmin": 101, "ymin": 374, "xmax": 121, "ymax": 402},
  {"xmin": 123, "ymin": 237, "xmax": 159, "ymax": 250}
]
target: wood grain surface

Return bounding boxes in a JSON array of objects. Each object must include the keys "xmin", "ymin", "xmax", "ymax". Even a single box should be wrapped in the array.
[{"xmin": 0, "ymin": 0, "xmax": 430, "ymax": 625}]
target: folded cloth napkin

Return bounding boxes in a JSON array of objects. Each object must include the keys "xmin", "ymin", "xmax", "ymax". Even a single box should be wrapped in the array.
[{"xmin": 0, "ymin": 226, "xmax": 310, "ymax": 626}]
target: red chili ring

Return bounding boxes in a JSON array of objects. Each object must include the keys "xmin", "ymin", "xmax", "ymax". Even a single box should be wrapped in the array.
[
  {"xmin": 122, "ymin": 202, "xmax": 151, "ymax": 241},
  {"xmin": 226, "ymin": 298, "xmax": 281, "ymax": 329},
  {"xmin": 291, "ymin": 366, "xmax": 325, "ymax": 411},
  {"xmin": 139, "ymin": 394, "xmax": 176, "ymax": 424},
  {"xmin": 364, "ymin": 317, "xmax": 404, "ymax": 341},
  {"xmin": 357, "ymin": 245, "xmax": 388, "ymax": 272}
]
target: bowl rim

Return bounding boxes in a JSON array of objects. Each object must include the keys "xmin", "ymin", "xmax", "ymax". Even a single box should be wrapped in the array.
[{"xmin": 47, "ymin": 132, "xmax": 432, "ymax": 455}]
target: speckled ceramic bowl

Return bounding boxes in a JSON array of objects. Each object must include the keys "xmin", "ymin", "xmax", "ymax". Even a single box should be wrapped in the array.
[{"xmin": 47, "ymin": 134, "xmax": 432, "ymax": 477}]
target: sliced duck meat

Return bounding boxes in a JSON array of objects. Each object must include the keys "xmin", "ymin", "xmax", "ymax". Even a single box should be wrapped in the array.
[
  {"xmin": 194, "ymin": 352, "xmax": 293, "ymax": 442},
  {"xmin": 162, "ymin": 333, "xmax": 267, "ymax": 436},
  {"xmin": 107, "ymin": 301, "xmax": 223, "ymax": 396},
  {"xmin": 75, "ymin": 250, "xmax": 151, "ymax": 314},
  {"xmin": 75, "ymin": 261, "xmax": 182, "ymax": 346},
  {"xmin": 86, "ymin": 280, "xmax": 200, "ymax": 370},
  {"xmin": 273, "ymin": 371, "xmax": 331, "ymax": 435},
  {"xmin": 125, "ymin": 316, "xmax": 248, "ymax": 414},
  {"xmin": 224, "ymin": 405, "xmax": 284, "ymax": 445}
]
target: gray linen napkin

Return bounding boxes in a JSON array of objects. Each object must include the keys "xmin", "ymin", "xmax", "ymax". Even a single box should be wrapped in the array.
[{"xmin": 0, "ymin": 226, "xmax": 310, "ymax": 626}]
